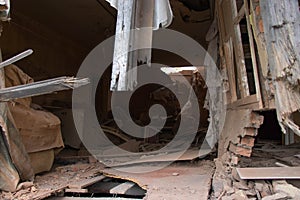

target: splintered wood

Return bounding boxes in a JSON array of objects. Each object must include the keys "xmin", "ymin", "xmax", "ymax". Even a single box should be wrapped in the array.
[
  {"xmin": 0, "ymin": 76, "xmax": 89, "ymax": 102},
  {"xmin": 261, "ymin": 0, "xmax": 300, "ymax": 135},
  {"xmin": 0, "ymin": 163, "xmax": 106, "ymax": 200}
]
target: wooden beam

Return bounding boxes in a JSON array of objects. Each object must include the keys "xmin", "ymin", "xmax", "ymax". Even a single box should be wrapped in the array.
[
  {"xmin": 110, "ymin": 181, "xmax": 135, "ymax": 194},
  {"xmin": 111, "ymin": 0, "xmax": 135, "ymax": 91},
  {"xmin": 65, "ymin": 188, "xmax": 88, "ymax": 193},
  {"xmin": 223, "ymin": 39, "xmax": 237, "ymax": 102},
  {"xmin": 230, "ymin": 0, "xmax": 250, "ymax": 98},
  {"xmin": 244, "ymin": 0, "xmax": 263, "ymax": 109},
  {"xmin": 111, "ymin": 0, "xmax": 155, "ymax": 91},
  {"xmin": 233, "ymin": 4, "xmax": 245, "ymax": 25},
  {"xmin": 236, "ymin": 167, "xmax": 300, "ymax": 180},
  {"xmin": 0, "ymin": 77, "xmax": 89, "ymax": 101},
  {"xmin": 132, "ymin": 0, "xmax": 154, "ymax": 66},
  {"xmin": 68, "ymin": 175, "xmax": 106, "ymax": 189}
]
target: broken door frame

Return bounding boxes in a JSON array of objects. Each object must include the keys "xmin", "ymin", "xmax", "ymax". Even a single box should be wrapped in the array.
[{"xmin": 217, "ymin": 0, "xmax": 263, "ymax": 110}]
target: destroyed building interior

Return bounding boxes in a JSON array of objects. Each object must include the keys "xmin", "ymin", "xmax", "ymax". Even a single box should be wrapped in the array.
[{"xmin": 0, "ymin": 0, "xmax": 300, "ymax": 199}]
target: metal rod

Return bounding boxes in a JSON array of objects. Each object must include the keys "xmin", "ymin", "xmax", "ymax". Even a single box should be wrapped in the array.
[
  {"xmin": 0, "ymin": 49, "xmax": 33, "ymax": 68},
  {"xmin": 0, "ymin": 76, "xmax": 89, "ymax": 101}
]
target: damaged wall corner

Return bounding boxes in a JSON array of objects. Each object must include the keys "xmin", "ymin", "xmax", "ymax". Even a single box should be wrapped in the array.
[
  {"xmin": 260, "ymin": 0, "xmax": 300, "ymax": 137},
  {"xmin": 0, "ymin": 48, "xmax": 34, "ymax": 192}
]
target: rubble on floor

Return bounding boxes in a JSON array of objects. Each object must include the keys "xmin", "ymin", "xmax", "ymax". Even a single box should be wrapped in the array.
[
  {"xmin": 212, "ymin": 141, "xmax": 300, "ymax": 200},
  {"xmin": 0, "ymin": 156, "xmax": 215, "ymax": 200}
]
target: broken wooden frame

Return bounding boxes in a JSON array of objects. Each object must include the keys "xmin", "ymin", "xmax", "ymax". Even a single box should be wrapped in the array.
[
  {"xmin": 0, "ymin": 76, "xmax": 89, "ymax": 102},
  {"xmin": 217, "ymin": 0, "xmax": 263, "ymax": 110}
]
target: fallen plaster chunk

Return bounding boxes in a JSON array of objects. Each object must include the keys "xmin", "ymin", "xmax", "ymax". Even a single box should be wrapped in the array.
[
  {"xmin": 261, "ymin": 193, "xmax": 289, "ymax": 200},
  {"xmin": 272, "ymin": 180, "xmax": 300, "ymax": 199}
]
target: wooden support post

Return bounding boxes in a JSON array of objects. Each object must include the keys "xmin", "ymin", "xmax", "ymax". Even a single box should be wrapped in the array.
[
  {"xmin": 230, "ymin": 0, "xmax": 250, "ymax": 99},
  {"xmin": 111, "ymin": 0, "xmax": 135, "ymax": 91},
  {"xmin": 132, "ymin": 0, "xmax": 154, "ymax": 66},
  {"xmin": 111, "ymin": 0, "xmax": 155, "ymax": 91},
  {"xmin": 243, "ymin": 0, "xmax": 263, "ymax": 109}
]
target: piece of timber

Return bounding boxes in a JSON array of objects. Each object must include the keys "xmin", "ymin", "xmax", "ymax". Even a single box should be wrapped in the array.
[
  {"xmin": 31, "ymin": 185, "xmax": 68, "ymax": 200},
  {"xmin": 109, "ymin": 181, "xmax": 135, "ymax": 195},
  {"xmin": 236, "ymin": 167, "xmax": 300, "ymax": 180},
  {"xmin": 68, "ymin": 175, "xmax": 106, "ymax": 189},
  {"xmin": 65, "ymin": 188, "xmax": 88, "ymax": 193},
  {"xmin": 0, "ymin": 76, "xmax": 89, "ymax": 101}
]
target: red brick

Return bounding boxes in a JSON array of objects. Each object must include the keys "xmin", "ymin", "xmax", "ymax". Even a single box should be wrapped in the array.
[
  {"xmin": 243, "ymin": 128, "xmax": 258, "ymax": 136},
  {"xmin": 255, "ymin": 6, "xmax": 261, "ymax": 16},
  {"xmin": 240, "ymin": 136, "xmax": 255, "ymax": 147},
  {"xmin": 231, "ymin": 155, "xmax": 239, "ymax": 165},
  {"xmin": 259, "ymin": 19, "xmax": 264, "ymax": 33},
  {"xmin": 229, "ymin": 143, "xmax": 252, "ymax": 157}
]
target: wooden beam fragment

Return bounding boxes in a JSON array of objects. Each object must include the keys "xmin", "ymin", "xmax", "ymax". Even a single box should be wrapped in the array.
[
  {"xmin": 110, "ymin": 181, "xmax": 135, "ymax": 194},
  {"xmin": 68, "ymin": 175, "xmax": 106, "ymax": 189},
  {"xmin": 236, "ymin": 167, "xmax": 300, "ymax": 180},
  {"xmin": 65, "ymin": 188, "xmax": 88, "ymax": 193},
  {"xmin": 0, "ymin": 76, "xmax": 89, "ymax": 101}
]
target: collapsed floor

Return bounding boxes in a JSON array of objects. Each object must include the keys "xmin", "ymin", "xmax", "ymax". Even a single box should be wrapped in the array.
[
  {"xmin": 1, "ymin": 0, "xmax": 300, "ymax": 199},
  {"xmin": 0, "ymin": 138, "xmax": 300, "ymax": 200}
]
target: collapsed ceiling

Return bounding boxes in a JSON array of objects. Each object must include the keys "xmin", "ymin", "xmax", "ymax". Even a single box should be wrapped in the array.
[{"xmin": 11, "ymin": 0, "xmax": 213, "ymax": 51}]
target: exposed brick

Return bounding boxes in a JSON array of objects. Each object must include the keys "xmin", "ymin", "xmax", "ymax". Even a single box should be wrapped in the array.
[
  {"xmin": 246, "ymin": 113, "xmax": 264, "ymax": 128},
  {"xmin": 243, "ymin": 128, "xmax": 258, "ymax": 136},
  {"xmin": 255, "ymin": 6, "xmax": 261, "ymax": 16},
  {"xmin": 229, "ymin": 143, "xmax": 252, "ymax": 157},
  {"xmin": 240, "ymin": 136, "xmax": 255, "ymax": 147},
  {"xmin": 259, "ymin": 19, "xmax": 264, "ymax": 33},
  {"xmin": 231, "ymin": 155, "xmax": 239, "ymax": 165},
  {"xmin": 232, "ymin": 168, "xmax": 241, "ymax": 181}
]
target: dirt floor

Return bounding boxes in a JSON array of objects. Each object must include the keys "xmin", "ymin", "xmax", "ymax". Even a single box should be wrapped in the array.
[{"xmin": 1, "ymin": 140, "xmax": 300, "ymax": 200}]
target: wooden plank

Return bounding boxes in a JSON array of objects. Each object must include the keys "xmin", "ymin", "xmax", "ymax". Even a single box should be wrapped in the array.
[
  {"xmin": 227, "ymin": 94, "xmax": 259, "ymax": 109},
  {"xmin": 0, "ymin": 77, "xmax": 89, "ymax": 101},
  {"xmin": 88, "ymin": 181, "xmax": 145, "ymax": 196},
  {"xmin": 110, "ymin": 148, "xmax": 211, "ymax": 167},
  {"xmin": 236, "ymin": 167, "xmax": 300, "ymax": 180},
  {"xmin": 68, "ymin": 175, "xmax": 106, "ymax": 189},
  {"xmin": 230, "ymin": 0, "xmax": 250, "ymax": 98},
  {"xmin": 31, "ymin": 185, "xmax": 68, "ymax": 200},
  {"xmin": 65, "ymin": 188, "xmax": 88, "ymax": 193},
  {"xmin": 223, "ymin": 39, "xmax": 237, "ymax": 102},
  {"xmin": 243, "ymin": 0, "xmax": 263, "ymax": 109},
  {"xmin": 133, "ymin": 0, "xmax": 154, "ymax": 65},
  {"xmin": 233, "ymin": 4, "xmax": 245, "ymax": 25},
  {"xmin": 111, "ymin": 0, "xmax": 135, "ymax": 91},
  {"xmin": 110, "ymin": 182, "xmax": 135, "ymax": 194}
]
